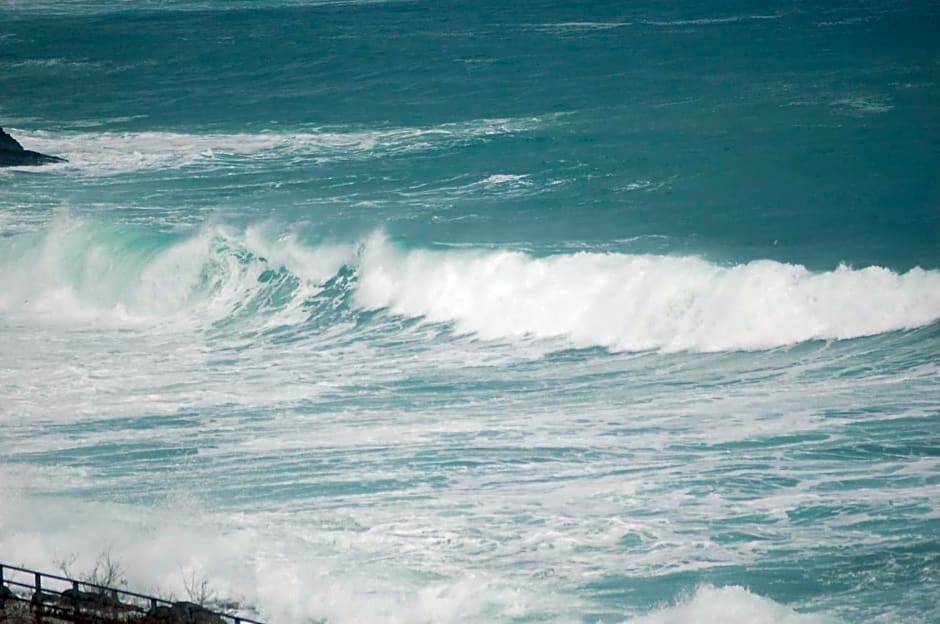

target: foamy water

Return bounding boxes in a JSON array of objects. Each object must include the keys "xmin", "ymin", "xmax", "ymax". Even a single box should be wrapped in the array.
[{"xmin": 2, "ymin": 1, "xmax": 939, "ymax": 622}]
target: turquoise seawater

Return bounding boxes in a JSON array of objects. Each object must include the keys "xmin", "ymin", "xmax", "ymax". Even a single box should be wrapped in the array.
[{"xmin": 1, "ymin": 1, "xmax": 939, "ymax": 622}]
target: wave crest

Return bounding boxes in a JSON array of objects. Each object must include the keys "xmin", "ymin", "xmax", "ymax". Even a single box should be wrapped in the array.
[
  {"xmin": 354, "ymin": 234, "xmax": 940, "ymax": 352},
  {"xmin": 3, "ymin": 224, "xmax": 938, "ymax": 352},
  {"xmin": 0, "ymin": 219, "xmax": 353, "ymax": 325}
]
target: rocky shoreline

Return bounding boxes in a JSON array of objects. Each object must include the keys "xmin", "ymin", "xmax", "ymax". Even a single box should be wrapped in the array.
[{"xmin": 0, "ymin": 127, "xmax": 66, "ymax": 166}]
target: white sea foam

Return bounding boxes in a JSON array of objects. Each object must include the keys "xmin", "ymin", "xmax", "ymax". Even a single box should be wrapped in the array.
[
  {"xmin": 0, "ymin": 472, "xmax": 849, "ymax": 624},
  {"xmin": 479, "ymin": 173, "xmax": 530, "ymax": 185},
  {"xmin": 622, "ymin": 585, "xmax": 835, "ymax": 623},
  {"xmin": 532, "ymin": 21, "xmax": 632, "ymax": 33},
  {"xmin": 0, "ymin": 218, "xmax": 353, "ymax": 324},
  {"xmin": 0, "ymin": 58, "xmax": 100, "ymax": 69},
  {"xmin": 642, "ymin": 15, "xmax": 784, "ymax": 27},
  {"xmin": 8, "ymin": 117, "xmax": 550, "ymax": 176},
  {"xmin": 1, "ymin": 232, "xmax": 935, "ymax": 623},
  {"xmin": 2, "ymin": 0, "xmax": 400, "ymax": 17},
  {"xmin": 0, "ymin": 483, "xmax": 565, "ymax": 624},
  {"xmin": 353, "ymin": 233, "xmax": 940, "ymax": 352},
  {"xmin": 4, "ymin": 225, "xmax": 939, "ymax": 351},
  {"xmin": 831, "ymin": 96, "xmax": 894, "ymax": 116}
]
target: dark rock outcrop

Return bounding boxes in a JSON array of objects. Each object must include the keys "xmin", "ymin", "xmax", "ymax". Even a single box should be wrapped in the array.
[
  {"xmin": 30, "ymin": 590, "xmax": 61, "ymax": 605},
  {"xmin": 0, "ymin": 127, "xmax": 66, "ymax": 166},
  {"xmin": 144, "ymin": 601, "xmax": 226, "ymax": 624},
  {"xmin": 0, "ymin": 583, "xmax": 16, "ymax": 603},
  {"xmin": 61, "ymin": 587, "xmax": 124, "ymax": 608}
]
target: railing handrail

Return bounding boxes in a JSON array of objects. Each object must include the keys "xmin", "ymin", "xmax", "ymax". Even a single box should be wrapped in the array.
[
  {"xmin": 1, "ymin": 562, "xmax": 175, "ymax": 605},
  {"xmin": 0, "ymin": 561, "xmax": 264, "ymax": 624}
]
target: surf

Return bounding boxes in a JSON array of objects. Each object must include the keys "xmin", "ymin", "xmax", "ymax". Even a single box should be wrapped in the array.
[{"xmin": 3, "ymin": 220, "xmax": 939, "ymax": 354}]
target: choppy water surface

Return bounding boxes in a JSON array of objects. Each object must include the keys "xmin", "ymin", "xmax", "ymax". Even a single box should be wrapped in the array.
[{"xmin": 1, "ymin": 1, "xmax": 938, "ymax": 622}]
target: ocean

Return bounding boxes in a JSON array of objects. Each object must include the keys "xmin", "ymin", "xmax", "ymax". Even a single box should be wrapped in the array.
[{"xmin": 1, "ymin": 1, "xmax": 938, "ymax": 622}]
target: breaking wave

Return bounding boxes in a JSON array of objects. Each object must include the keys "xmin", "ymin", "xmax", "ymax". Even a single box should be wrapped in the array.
[
  {"xmin": 622, "ymin": 585, "xmax": 835, "ymax": 624},
  {"xmin": 355, "ymin": 234, "xmax": 940, "ymax": 352},
  {"xmin": 0, "ymin": 218, "xmax": 353, "ymax": 326},
  {"xmin": 2, "ymin": 222, "xmax": 939, "ymax": 352}
]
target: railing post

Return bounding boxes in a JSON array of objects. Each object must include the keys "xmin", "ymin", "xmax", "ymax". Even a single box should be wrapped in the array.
[
  {"xmin": 33, "ymin": 572, "xmax": 44, "ymax": 624},
  {"xmin": 151, "ymin": 597, "xmax": 157, "ymax": 611},
  {"xmin": 72, "ymin": 580, "xmax": 80, "ymax": 610},
  {"xmin": 0, "ymin": 563, "xmax": 4, "ymax": 585}
]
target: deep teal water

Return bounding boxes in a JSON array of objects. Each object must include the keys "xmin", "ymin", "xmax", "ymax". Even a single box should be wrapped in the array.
[{"xmin": 1, "ymin": 1, "xmax": 939, "ymax": 623}]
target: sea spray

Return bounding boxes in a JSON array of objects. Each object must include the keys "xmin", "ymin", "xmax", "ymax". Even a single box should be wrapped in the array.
[
  {"xmin": 3, "ymin": 1, "xmax": 939, "ymax": 622},
  {"xmin": 3, "ymin": 222, "xmax": 939, "ymax": 351}
]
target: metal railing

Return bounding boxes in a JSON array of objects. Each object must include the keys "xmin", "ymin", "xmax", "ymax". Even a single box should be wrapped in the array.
[{"xmin": 0, "ymin": 562, "xmax": 263, "ymax": 624}]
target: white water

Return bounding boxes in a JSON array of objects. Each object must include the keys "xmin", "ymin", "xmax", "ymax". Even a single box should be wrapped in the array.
[
  {"xmin": 3, "ymin": 224, "xmax": 939, "ymax": 353},
  {"xmin": 7, "ymin": 117, "xmax": 551, "ymax": 176},
  {"xmin": 356, "ymin": 233, "xmax": 940, "ymax": 352},
  {"xmin": 622, "ymin": 585, "xmax": 834, "ymax": 624}
]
